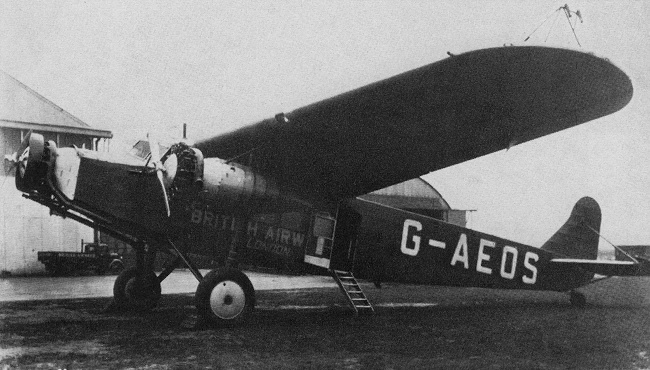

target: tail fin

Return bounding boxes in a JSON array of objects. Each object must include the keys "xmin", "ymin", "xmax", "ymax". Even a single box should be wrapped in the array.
[{"xmin": 541, "ymin": 197, "xmax": 601, "ymax": 259}]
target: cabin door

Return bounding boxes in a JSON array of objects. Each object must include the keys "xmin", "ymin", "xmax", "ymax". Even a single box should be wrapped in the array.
[
  {"xmin": 304, "ymin": 212, "xmax": 336, "ymax": 269},
  {"xmin": 330, "ymin": 205, "xmax": 361, "ymax": 272},
  {"xmin": 303, "ymin": 204, "xmax": 361, "ymax": 271}
]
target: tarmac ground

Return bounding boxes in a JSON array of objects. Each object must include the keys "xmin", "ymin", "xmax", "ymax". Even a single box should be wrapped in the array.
[
  {"xmin": 0, "ymin": 269, "xmax": 336, "ymax": 302},
  {"xmin": 2, "ymin": 272, "xmax": 650, "ymax": 369}
]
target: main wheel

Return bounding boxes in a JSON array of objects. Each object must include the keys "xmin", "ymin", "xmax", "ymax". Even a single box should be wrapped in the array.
[
  {"xmin": 113, "ymin": 267, "xmax": 161, "ymax": 311},
  {"xmin": 108, "ymin": 260, "xmax": 125, "ymax": 275},
  {"xmin": 195, "ymin": 268, "xmax": 255, "ymax": 326}
]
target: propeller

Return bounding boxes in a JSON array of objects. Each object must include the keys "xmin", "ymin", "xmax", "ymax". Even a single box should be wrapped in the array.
[
  {"xmin": 147, "ymin": 133, "xmax": 171, "ymax": 217},
  {"xmin": 3, "ymin": 130, "xmax": 43, "ymax": 189}
]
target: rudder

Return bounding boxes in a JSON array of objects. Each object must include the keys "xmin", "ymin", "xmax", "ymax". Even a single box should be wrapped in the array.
[{"xmin": 541, "ymin": 197, "xmax": 601, "ymax": 259}]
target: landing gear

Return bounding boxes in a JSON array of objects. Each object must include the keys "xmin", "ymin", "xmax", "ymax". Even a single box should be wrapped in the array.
[
  {"xmin": 108, "ymin": 260, "xmax": 125, "ymax": 275},
  {"xmin": 112, "ymin": 267, "xmax": 161, "ymax": 311},
  {"xmin": 569, "ymin": 290, "xmax": 586, "ymax": 308},
  {"xmin": 195, "ymin": 267, "xmax": 255, "ymax": 326},
  {"xmin": 110, "ymin": 243, "xmax": 161, "ymax": 311}
]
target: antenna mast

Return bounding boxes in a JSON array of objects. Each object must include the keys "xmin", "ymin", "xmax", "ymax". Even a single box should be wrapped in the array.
[{"xmin": 524, "ymin": 4, "xmax": 584, "ymax": 47}]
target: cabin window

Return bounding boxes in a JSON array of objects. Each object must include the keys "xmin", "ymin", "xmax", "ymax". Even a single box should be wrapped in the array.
[{"xmin": 313, "ymin": 215, "xmax": 335, "ymax": 239}]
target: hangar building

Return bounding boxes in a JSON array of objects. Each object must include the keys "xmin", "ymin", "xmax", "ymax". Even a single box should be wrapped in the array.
[
  {"xmin": 0, "ymin": 71, "xmax": 112, "ymax": 275},
  {"xmin": 361, "ymin": 178, "xmax": 468, "ymax": 227}
]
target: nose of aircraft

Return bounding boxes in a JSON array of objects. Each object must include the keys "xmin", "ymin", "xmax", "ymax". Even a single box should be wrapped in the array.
[{"xmin": 12, "ymin": 131, "xmax": 49, "ymax": 193}]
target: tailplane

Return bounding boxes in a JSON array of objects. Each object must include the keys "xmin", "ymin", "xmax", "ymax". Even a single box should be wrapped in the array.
[{"xmin": 541, "ymin": 197, "xmax": 601, "ymax": 259}]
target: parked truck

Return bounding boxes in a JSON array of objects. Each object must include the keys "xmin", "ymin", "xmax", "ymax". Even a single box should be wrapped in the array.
[{"xmin": 37, "ymin": 241, "xmax": 125, "ymax": 276}]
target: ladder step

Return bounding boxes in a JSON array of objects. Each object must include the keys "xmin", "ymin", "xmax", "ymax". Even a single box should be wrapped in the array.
[{"xmin": 331, "ymin": 269, "xmax": 374, "ymax": 314}]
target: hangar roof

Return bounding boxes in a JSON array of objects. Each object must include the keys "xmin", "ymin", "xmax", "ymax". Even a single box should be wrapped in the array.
[
  {"xmin": 360, "ymin": 178, "xmax": 451, "ymax": 210},
  {"xmin": 0, "ymin": 71, "xmax": 112, "ymax": 138}
]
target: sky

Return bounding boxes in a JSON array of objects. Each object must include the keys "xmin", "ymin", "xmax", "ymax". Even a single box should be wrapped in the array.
[{"xmin": 1, "ymin": 1, "xmax": 649, "ymax": 249}]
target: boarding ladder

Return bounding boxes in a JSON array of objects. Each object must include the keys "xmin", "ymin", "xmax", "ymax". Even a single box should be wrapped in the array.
[{"xmin": 331, "ymin": 269, "xmax": 374, "ymax": 315}]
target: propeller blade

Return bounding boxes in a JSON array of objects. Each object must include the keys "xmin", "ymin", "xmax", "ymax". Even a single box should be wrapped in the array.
[
  {"xmin": 18, "ymin": 130, "xmax": 33, "ymax": 154},
  {"xmin": 157, "ymin": 170, "xmax": 171, "ymax": 217},
  {"xmin": 4, "ymin": 130, "xmax": 33, "ymax": 170},
  {"xmin": 147, "ymin": 133, "xmax": 161, "ymax": 164},
  {"xmin": 147, "ymin": 132, "xmax": 170, "ymax": 217}
]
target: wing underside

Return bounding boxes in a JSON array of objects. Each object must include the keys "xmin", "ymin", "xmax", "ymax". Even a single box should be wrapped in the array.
[{"xmin": 195, "ymin": 46, "xmax": 633, "ymax": 202}]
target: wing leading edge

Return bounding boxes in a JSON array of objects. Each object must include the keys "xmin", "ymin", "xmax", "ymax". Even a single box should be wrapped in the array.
[{"xmin": 195, "ymin": 46, "xmax": 633, "ymax": 202}]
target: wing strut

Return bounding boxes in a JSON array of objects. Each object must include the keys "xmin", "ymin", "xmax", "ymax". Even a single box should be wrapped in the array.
[
  {"xmin": 167, "ymin": 238, "xmax": 203, "ymax": 282},
  {"xmin": 585, "ymin": 224, "xmax": 639, "ymax": 263}
]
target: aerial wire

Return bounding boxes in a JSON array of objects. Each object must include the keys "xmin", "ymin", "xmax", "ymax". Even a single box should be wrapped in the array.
[
  {"xmin": 561, "ymin": 4, "xmax": 583, "ymax": 47},
  {"xmin": 524, "ymin": 8, "xmax": 561, "ymax": 42},
  {"xmin": 524, "ymin": 4, "xmax": 583, "ymax": 47},
  {"xmin": 544, "ymin": 10, "xmax": 562, "ymax": 43}
]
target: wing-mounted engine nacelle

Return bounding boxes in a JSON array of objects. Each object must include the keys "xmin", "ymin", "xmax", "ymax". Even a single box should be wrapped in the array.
[
  {"xmin": 159, "ymin": 143, "xmax": 281, "ymax": 209},
  {"xmin": 200, "ymin": 158, "xmax": 281, "ymax": 210},
  {"xmin": 10, "ymin": 132, "xmax": 55, "ymax": 194},
  {"xmin": 161, "ymin": 142, "xmax": 205, "ymax": 194}
]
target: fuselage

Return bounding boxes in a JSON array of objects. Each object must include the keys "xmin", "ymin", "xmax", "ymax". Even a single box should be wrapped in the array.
[{"xmin": 16, "ymin": 137, "xmax": 593, "ymax": 293}]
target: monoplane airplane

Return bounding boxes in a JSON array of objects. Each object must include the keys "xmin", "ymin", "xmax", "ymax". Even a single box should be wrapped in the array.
[{"xmin": 7, "ymin": 46, "xmax": 648, "ymax": 326}]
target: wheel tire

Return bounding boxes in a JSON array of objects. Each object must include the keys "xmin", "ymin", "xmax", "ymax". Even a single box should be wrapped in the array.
[
  {"xmin": 113, "ymin": 267, "xmax": 161, "ymax": 311},
  {"xmin": 195, "ymin": 268, "xmax": 255, "ymax": 326},
  {"xmin": 569, "ymin": 291, "xmax": 587, "ymax": 308},
  {"xmin": 108, "ymin": 260, "xmax": 125, "ymax": 275}
]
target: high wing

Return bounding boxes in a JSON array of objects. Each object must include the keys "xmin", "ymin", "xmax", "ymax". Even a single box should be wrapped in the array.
[{"xmin": 194, "ymin": 46, "xmax": 633, "ymax": 202}]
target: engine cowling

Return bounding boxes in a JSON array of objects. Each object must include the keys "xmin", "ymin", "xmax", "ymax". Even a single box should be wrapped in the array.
[
  {"xmin": 201, "ymin": 158, "xmax": 281, "ymax": 209},
  {"xmin": 158, "ymin": 142, "xmax": 284, "ymax": 212},
  {"xmin": 13, "ymin": 132, "xmax": 50, "ymax": 193}
]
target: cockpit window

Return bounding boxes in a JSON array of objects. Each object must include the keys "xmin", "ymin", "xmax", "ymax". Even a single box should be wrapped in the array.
[{"xmin": 128, "ymin": 140, "xmax": 169, "ymax": 161}]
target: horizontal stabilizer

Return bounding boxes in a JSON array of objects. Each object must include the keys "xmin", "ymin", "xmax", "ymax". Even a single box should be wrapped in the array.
[{"xmin": 550, "ymin": 257, "xmax": 650, "ymax": 277}]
